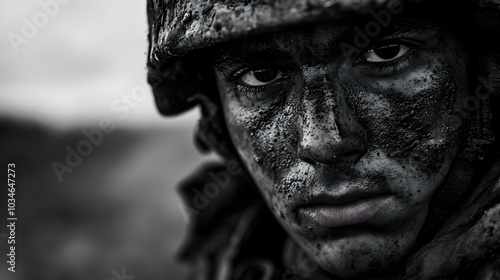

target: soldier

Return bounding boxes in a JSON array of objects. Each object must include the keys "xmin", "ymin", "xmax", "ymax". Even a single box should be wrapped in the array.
[{"xmin": 147, "ymin": 0, "xmax": 500, "ymax": 279}]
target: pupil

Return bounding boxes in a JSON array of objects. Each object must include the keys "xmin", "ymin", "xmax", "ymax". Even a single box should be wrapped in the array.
[
  {"xmin": 254, "ymin": 68, "xmax": 278, "ymax": 82},
  {"xmin": 374, "ymin": 44, "xmax": 401, "ymax": 59}
]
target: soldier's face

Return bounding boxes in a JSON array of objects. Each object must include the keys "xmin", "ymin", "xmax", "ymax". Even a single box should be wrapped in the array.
[{"xmin": 212, "ymin": 16, "xmax": 468, "ymax": 277}]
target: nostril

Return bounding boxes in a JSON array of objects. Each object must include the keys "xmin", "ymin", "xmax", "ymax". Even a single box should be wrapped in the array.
[
  {"xmin": 297, "ymin": 107, "xmax": 367, "ymax": 165},
  {"xmin": 298, "ymin": 146, "xmax": 316, "ymax": 165},
  {"xmin": 343, "ymin": 150, "xmax": 364, "ymax": 163},
  {"xmin": 298, "ymin": 144, "xmax": 365, "ymax": 166},
  {"xmin": 300, "ymin": 156, "xmax": 316, "ymax": 165}
]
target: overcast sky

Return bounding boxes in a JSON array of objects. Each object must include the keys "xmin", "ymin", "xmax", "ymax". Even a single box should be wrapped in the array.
[{"xmin": 1, "ymin": 0, "xmax": 198, "ymax": 130}]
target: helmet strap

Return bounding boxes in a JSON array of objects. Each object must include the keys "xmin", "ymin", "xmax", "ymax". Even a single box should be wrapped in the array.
[{"xmin": 415, "ymin": 159, "xmax": 474, "ymax": 250}]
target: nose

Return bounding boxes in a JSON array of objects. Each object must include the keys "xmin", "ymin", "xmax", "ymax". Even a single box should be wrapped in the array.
[{"xmin": 297, "ymin": 72, "xmax": 365, "ymax": 165}]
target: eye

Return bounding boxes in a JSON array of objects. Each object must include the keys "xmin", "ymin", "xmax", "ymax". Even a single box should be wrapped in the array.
[
  {"xmin": 365, "ymin": 44, "xmax": 410, "ymax": 63},
  {"xmin": 239, "ymin": 67, "xmax": 284, "ymax": 87}
]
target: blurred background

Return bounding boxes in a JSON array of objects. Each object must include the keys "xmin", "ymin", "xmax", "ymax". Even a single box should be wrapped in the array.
[{"xmin": 0, "ymin": 1, "xmax": 216, "ymax": 279}]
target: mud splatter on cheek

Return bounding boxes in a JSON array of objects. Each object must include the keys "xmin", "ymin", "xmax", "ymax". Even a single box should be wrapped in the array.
[
  {"xmin": 225, "ymin": 91, "xmax": 300, "ymax": 206},
  {"xmin": 344, "ymin": 56, "xmax": 466, "ymax": 172}
]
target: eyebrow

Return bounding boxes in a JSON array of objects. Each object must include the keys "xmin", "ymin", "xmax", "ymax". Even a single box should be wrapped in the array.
[
  {"xmin": 377, "ymin": 19, "xmax": 440, "ymax": 39},
  {"xmin": 211, "ymin": 46, "xmax": 292, "ymax": 73},
  {"xmin": 210, "ymin": 26, "xmax": 352, "ymax": 73},
  {"xmin": 211, "ymin": 18, "xmax": 441, "ymax": 70}
]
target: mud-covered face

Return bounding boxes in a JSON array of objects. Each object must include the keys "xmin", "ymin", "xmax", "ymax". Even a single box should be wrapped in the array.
[{"xmin": 212, "ymin": 16, "xmax": 468, "ymax": 278}]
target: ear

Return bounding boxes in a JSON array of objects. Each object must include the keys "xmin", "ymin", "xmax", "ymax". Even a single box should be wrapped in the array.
[
  {"xmin": 192, "ymin": 93, "xmax": 236, "ymax": 159},
  {"xmin": 458, "ymin": 102, "xmax": 495, "ymax": 161},
  {"xmin": 458, "ymin": 53, "xmax": 499, "ymax": 161}
]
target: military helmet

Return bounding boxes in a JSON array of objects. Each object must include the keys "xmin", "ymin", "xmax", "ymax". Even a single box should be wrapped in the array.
[{"xmin": 146, "ymin": 0, "xmax": 500, "ymax": 117}]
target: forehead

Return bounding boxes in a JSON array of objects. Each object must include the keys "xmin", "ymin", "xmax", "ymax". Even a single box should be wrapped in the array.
[
  {"xmin": 148, "ymin": 0, "xmax": 429, "ymax": 62},
  {"xmin": 211, "ymin": 16, "xmax": 442, "ymax": 63}
]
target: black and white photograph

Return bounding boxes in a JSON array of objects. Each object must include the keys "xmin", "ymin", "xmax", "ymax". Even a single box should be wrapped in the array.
[{"xmin": 1, "ymin": 0, "xmax": 500, "ymax": 279}]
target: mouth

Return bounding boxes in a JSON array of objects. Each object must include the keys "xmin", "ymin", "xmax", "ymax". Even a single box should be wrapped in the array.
[{"xmin": 296, "ymin": 193, "xmax": 394, "ymax": 228}]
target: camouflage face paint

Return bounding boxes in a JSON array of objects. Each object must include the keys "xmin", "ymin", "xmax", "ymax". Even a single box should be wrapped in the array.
[{"xmin": 213, "ymin": 17, "xmax": 468, "ymax": 278}]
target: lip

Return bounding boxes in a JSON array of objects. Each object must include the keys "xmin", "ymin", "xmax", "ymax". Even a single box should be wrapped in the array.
[{"xmin": 297, "ymin": 195, "xmax": 393, "ymax": 228}]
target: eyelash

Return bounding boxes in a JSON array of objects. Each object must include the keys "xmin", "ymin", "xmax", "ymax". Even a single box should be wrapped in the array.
[
  {"xmin": 354, "ymin": 41, "xmax": 419, "ymax": 76},
  {"xmin": 233, "ymin": 74, "xmax": 290, "ymax": 101},
  {"xmin": 230, "ymin": 65, "xmax": 280, "ymax": 81},
  {"xmin": 363, "ymin": 50, "xmax": 416, "ymax": 75},
  {"xmin": 226, "ymin": 65, "xmax": 290, "ymax": 101},
  {"xmin": 226, "ymin": 41, "xmax": 419, "ymax": 100}
]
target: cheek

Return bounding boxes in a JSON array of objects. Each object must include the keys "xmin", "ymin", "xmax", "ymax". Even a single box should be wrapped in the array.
[
  {"xmin": 356, "ymin": 150, "xmax": 451, "ymax": 205},
  {"xmin": 221, "ymin": 91, "xmax": 297, "ymax": 210},
  {"xmin": 342, "ymin": 56, "xmax": 467, "ymax": 171}
]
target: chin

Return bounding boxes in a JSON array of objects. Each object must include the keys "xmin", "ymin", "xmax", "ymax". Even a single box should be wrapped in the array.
[
  {"xmin": 305, "ymin": 237, "xmax": 407, "ymax": 278},
  {"xmin": 290, "ymin": 215, "xmax": 424, "ymax": 279}
]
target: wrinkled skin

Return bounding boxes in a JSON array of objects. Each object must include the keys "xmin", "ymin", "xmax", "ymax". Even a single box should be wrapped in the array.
[{"xmin": 212, "ymin": 15, "xmax": 469, "ymax": 278}]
